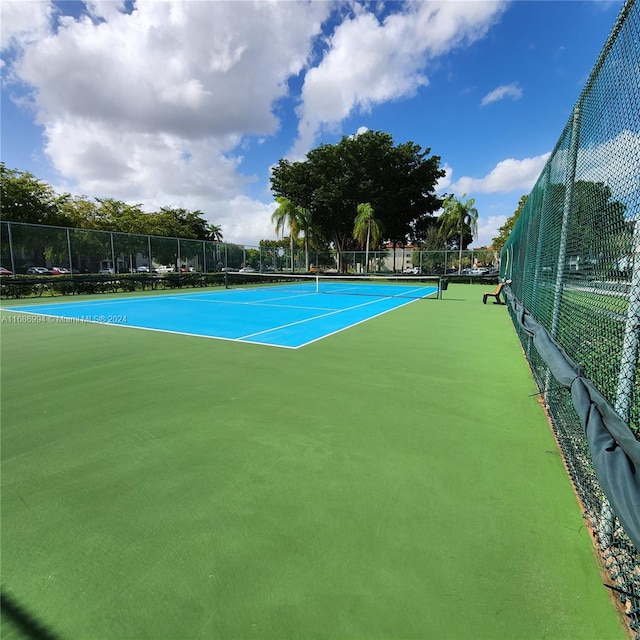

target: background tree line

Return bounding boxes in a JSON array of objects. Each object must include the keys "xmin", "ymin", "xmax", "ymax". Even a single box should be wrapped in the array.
[
  {"xmin": 4, "ymin": 122, "xmax": 537, "ymax": 270},
  {"xmin": 0, "ymin": 163, "xmax": 224, "ymax": 243}
]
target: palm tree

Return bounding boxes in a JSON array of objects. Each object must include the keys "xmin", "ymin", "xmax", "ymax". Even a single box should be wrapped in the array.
[
  {"xmin": 271, "ymin": 196, "xmax": 302, "ymax": 271},
  {"xmin": 207, "ymin": 223, "xmax": 224, "ymax": 243},
  {"xmin": 296, "ymin": 206, "xmax": 313, "ymax": 271},
  {"xmin": 439, "ymin": 194, "xmax": 478, "ymax": 274},
  {"xmin": 353, "ymin": 202, "xmax": 384, "ymax": 274}
]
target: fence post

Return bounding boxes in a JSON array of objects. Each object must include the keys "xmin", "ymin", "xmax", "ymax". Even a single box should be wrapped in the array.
[
  {"xmin": 551, "ymin": 106, "xmax": 581, "ymax": 339},
  {"xmin": 66, "ymin": 228, "xmax": 73, "ymax": 273},
  {"xmin": 615, "ymin": 219, "xmax": 640, "ymax": 425},
  {"xmin": 7, "ymin": 222, "xmax": 16, "ymax": 275},
  {"xmin": 532, "ymin": 168, "xmax": 551, "ymax": 307},
  {"xmin": 110, "ymin": 232, "xmax": 116, "ymax": 274}
]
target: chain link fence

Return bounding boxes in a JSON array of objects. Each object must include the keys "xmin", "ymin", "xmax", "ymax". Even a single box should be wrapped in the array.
[
  {"xmin": 501, "ymin": 1, "xmax": 639, "ymax": 635},
  {"xmin": 0, "ymin": 218, "xmax": 500, "ymax": 281}
]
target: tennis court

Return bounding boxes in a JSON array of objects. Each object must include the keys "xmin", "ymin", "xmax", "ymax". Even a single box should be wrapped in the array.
[
  {"xmin": 0, "ymin": 283, "xmax": 627, "ymax": 639},
  {"xmin": 1, "ymin": 274, "xmax": 440, "ymax": 348}
]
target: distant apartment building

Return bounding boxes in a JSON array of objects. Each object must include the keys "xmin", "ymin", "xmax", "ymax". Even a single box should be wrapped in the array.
[{"xmin": 380, "ymin": 244, "xmax": 416, "ymax": 272}]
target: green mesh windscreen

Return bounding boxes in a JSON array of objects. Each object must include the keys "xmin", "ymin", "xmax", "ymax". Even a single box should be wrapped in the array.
[{"xmin": 502, "ymin": 1, "xmax": 639, "ymax": 635}]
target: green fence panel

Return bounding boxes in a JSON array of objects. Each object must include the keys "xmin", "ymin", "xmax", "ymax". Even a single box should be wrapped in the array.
[{"xmin": 501, "ymin": 2, "xmax": 640, "ymax": 635}]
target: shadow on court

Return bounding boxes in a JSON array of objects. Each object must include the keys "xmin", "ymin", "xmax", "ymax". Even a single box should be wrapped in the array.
[{"xmin": 1, "ymin": 590, "xmax": 61, "ymax": 640}]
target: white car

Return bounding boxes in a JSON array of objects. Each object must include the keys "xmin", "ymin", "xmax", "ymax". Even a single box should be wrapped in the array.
[{"xmin": 155, "ymin": 265, "xmax": 174, "ymax": 274}]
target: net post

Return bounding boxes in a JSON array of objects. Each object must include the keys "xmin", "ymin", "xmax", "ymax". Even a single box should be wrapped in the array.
[{"xmin": 315, "ymin": 274, "xmax": 320, "ymax": 293}]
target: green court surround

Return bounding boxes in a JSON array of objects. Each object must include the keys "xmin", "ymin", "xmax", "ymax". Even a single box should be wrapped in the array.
[{"xmin": 0, "ymin": 284, "xmax": 627, "ymax": 639}]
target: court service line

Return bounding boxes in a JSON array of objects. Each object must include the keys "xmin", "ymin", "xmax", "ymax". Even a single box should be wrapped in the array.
[
  {"xmin": 236, "ymin": 294, "xmax": 407, "ymax": 341},
  {"xmin": 169, "ymin": 290, "xmax": 320, "ymax": 306}
]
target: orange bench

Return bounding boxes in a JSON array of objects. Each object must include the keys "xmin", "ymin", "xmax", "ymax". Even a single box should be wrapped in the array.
[{"xmin": 482, "ymin": 282, "xmax": 505, "ymax": 305}]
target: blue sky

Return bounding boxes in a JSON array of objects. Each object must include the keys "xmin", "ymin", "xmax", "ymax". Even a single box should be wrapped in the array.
[{"xmin": 1, "ymin": 0, "xmax": 624, "ymax": 247}]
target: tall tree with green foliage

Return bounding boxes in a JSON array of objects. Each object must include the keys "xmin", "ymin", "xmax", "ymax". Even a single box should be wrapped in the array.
[
  {"xmin": 0, "ymin": 163, "xmax": 69, "ymax": 226},
  {"xmin": 271, "ymin": 196, "xmax": 302, "ymax": 271},
  {"xmin": 353, "ymin": 203, "xmax": 383, "ymax": 273},
  {"xmin": 207, "ymin": 224, "xmax": 224, "ymax": 243},
  {"xmin": 438, "ymin": 194, "xmax": 478, "ymax": 274},
  {"xmin": 270, "ymin": 130, "xmax": 444, "ymax": 271},
  {"xmin": 492, "ymin": 194, "xmax": 528, "ymax": 251},
  {"xmin": 1, "ymin": 163, "xmax": 221, "ymax": 244},
  {"xmin": 294, "ymin": 205, "xmax": 313, "ymax": 271}
]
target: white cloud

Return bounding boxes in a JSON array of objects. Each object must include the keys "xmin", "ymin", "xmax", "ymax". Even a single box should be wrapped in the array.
[
  {"xmin": 467, "ymin": 128, "xmax": 640, "ymax": 247},
  {"xmin": 476, "ymin": 213, "xmax": 508, "ymax": 248},
  {"xmin": 222, "ymin": 197, "xmax": 278, "ymax": 245},
  {"xmin": 436, "ymin": 163, "xmax": 454, "ymax": 193},
  {"xmin": 292, "ymin": 0, "xmax": 507, "ymax": 156},
  {"xmin": 85, "ymin": 1, "xmax": 127, "ymax": 22},
  {"xmin": 441, "ymin": 153, "xmax": 550, "ymax": 248},
  {"xmin": 16, "ymin": 1, "xmax": 329, "ymax": 139},
  {"xmin": 451, "ymin": 153, "xmax": 551, "ymax": 194},
  {"xmin": 480, "ymin": 83, "xmax": 523, "ymax": 106},
  {"xmin": 5, "ymin": 0, "xmax": 331, "ymax": 245},
  {"xmin": 45, "ymin": 121, "xmax": 278, "ymax": 245},
  {"xmin": 0, "ymin": 0, "xmax": 54, "ymax": 53}
]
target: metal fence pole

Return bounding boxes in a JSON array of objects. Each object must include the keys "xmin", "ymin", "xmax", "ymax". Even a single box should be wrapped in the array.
[
  {"xmin": 110, "ymin": 232, "xmax": 116, "ymax": 273},
  {"xmin": 551, "ymin": 107, "xmax": 581, "ymax": 339},
  {"xmin": 7, "ymin": 222, "xmax": 16, "ymax": 275},
  {"xmin": 532, "ymin": 168, "xmax": 551, "ymax": 307},
  {"xmin": 615, "ymin": 219, "xmax": 640, "ymax": 425},
  {"xmin": 66, "ymin": 228, "xmax": 73, "ymax": 274}
]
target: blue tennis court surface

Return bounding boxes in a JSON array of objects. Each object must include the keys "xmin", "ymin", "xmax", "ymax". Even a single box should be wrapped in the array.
[{"xmin": 3, "ymin": 279, "xmax": 438, "ymax": 348}]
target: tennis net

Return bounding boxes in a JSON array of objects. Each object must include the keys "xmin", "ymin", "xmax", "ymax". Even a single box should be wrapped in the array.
[{"xmin": 224, "ymin": 271, "xmax": 443, "ymax": 299}]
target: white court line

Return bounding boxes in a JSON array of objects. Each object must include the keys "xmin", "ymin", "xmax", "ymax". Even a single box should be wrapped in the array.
[
  {"xmin": 175, "ymin": 297, "xmax": 335, "ymax": 312},
  {"xmin": 293, "ymin": 298, "xmax": 419, "ymax": 348},
  {"xmin": 168, "ymin": 289, "xmax": 319, "ymax": 306},
  {"xmin": 236, "ymin": 294, "xmax": 404, "ymax": 340}
]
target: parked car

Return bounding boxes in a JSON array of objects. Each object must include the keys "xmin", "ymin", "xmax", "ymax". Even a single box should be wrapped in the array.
[
  {"xmin": 0, "ymin": 266, "xmax": 12, "ymax": 276},
  {"xmin": 462, "ymin": 267, "xmax": 490, "ymax": 276},
  {"xmin": 27, "ymin": 266, "xmax": 51, "ymax": 275},
  {"xmin": 136, "ymin": 266, "xmax": 150, "ymax": 273},
  {"xmin": 239, "ymin": 266, "xmax": 256, "ymax": 273},
  {"xmin": 98, "ymin": 268, "xmax": 115, "ymax": 274},
  {"xmin": 50, "ymin": 266, "xmax": 71, "ymax": 275},
  {"xmin": 403, "ymin": 266, "xmax": 422, "ymax": 275},
  {"xmin": 155, "ymin": 265, "xmax": 174, "ymax": 274}
]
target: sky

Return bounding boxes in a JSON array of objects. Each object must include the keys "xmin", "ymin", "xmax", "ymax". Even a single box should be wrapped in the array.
[{"xmin": 0, "ymin": 0, "xmax": 625, "ymax": 248}]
